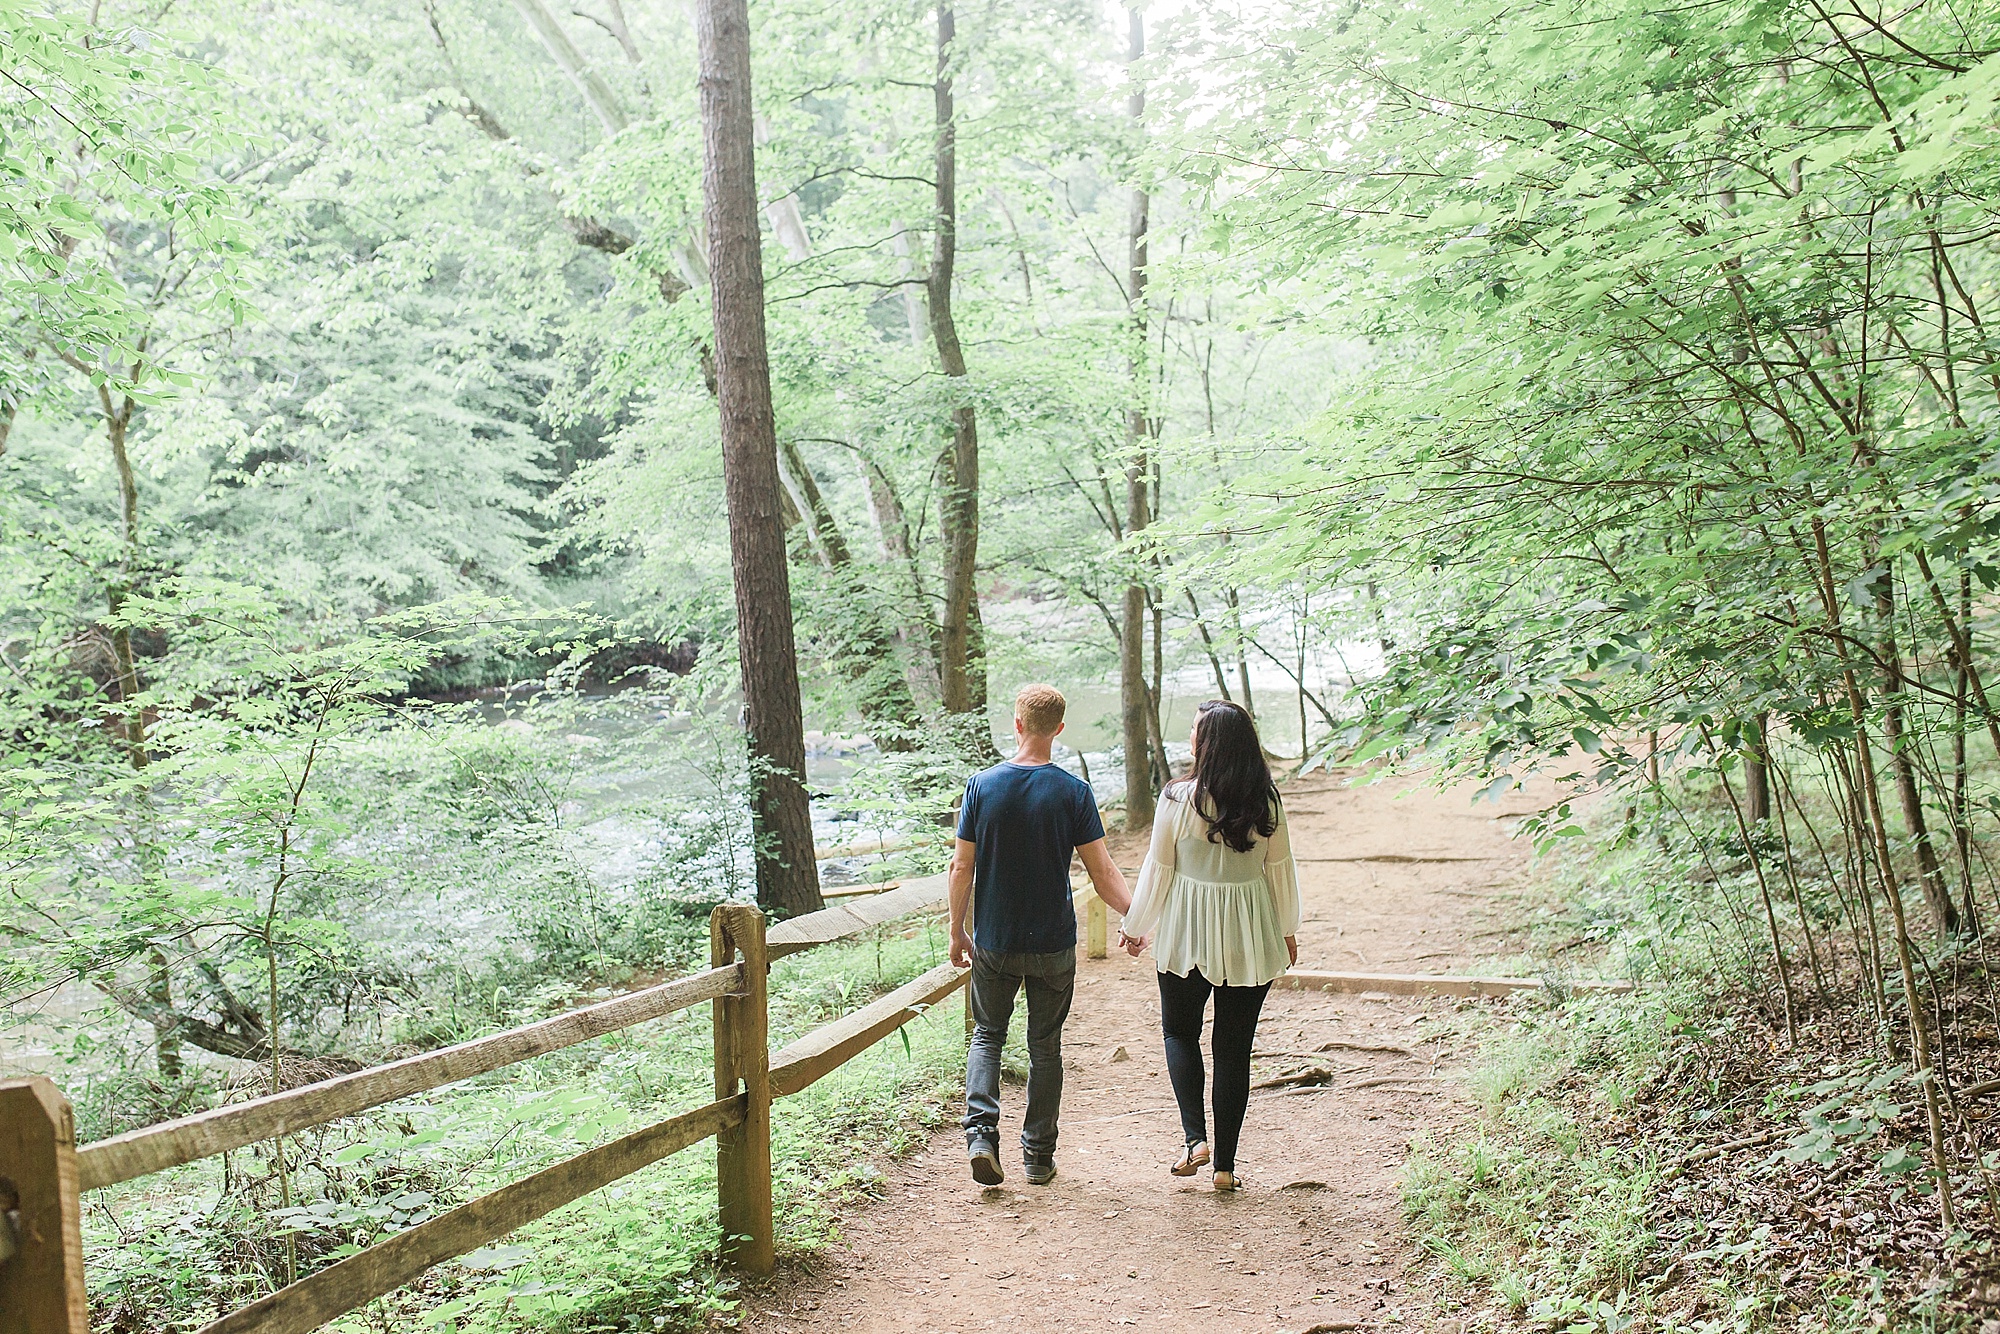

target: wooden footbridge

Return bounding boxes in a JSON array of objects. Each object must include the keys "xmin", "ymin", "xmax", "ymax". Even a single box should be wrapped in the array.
[{"xmin": 0, "ymin": 878, "xmax": 1625, "ymax": 1334}]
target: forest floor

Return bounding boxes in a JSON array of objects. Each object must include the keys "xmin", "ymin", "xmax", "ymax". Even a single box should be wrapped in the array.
[{"xmin": 734, "ymin": 770, "xmax": 1540, "ymax": 1334}]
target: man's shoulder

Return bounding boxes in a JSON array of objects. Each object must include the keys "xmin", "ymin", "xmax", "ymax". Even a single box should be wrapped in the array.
[
  {"xmin": 968, "ymin": 761, "xmax": 1092, "ymax": 798},
  {"xmin": 1030, "ymin": 763, "xmax": 1097, "ymax": 812},
  {"xmin": 966, "ymin": 761, "xmax": 1014, "ymax": 792},
  {"xmin": 1043, "ymin": 764, "xmax": 1093, "ymax": 796}
]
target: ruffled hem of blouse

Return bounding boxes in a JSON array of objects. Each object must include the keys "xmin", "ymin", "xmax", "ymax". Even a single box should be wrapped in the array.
[{"xmin": 1147, "ymin": 872, "xmax": 1291, "ymax": 989}]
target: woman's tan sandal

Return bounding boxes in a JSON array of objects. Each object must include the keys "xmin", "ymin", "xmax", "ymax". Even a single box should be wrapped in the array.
[
  {"xmin": 1213, "ymin": 1170, "xmax": 1240, "ymax": 1192},
  {"xmin": 1171, "ymin": 1140, "xmax": 1211, "ymax": 1177}
]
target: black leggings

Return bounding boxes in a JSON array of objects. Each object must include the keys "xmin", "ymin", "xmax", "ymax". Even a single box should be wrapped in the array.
[{"xmin": 1157, "ymin": 968, "xmax": 1272, "ymax": 1173}]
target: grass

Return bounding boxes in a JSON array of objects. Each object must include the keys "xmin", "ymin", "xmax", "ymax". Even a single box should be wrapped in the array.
[
  {"xmin": 1402, "ymin": 987, "xmax": 1678, "ymax": 1330},
  {"xmin": 82, "ymin": 915, "xmax": 973, "ymax": 1334}
]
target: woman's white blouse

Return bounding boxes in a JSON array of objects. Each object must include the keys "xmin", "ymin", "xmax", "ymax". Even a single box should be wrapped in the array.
[{"xmin": 1121, "ymin": 788, "xmax": 1301, "ymax": 988}]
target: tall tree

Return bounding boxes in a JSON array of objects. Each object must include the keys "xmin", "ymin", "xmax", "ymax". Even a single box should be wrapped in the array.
[
  {"xmin": 509, "ymin": 0, "xmax": 628, "ymax": 134},
  {"xmin": 927, "ymin": 4, "xmax": 986, "ymax": 722},
  {"xmin": 1119, "ymin": 6, "xmax": 1155, "ymax": 829},
  {"xmin": 695, "ymin": 0, "xmax": 821, "ymax": 916}
]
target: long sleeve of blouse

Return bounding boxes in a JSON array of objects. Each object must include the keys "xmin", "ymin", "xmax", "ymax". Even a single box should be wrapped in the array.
[
  {"xmin": 1118, "ymin": 793, "xmax": 1183, "ymax": 942},
  {"xmin": 1121, "ymin": 793, "xmax": 1302, "ymax": 940},
  {"xmin": 1264, "ymin": 802, "xmax": 1303, "ymax": 936}
]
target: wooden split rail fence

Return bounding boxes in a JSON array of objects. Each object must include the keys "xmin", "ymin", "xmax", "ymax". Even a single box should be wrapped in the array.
[
  {"xmin": 0, "ymin": 865, "xmax": 1633, "ymax": 1334},
  {"xmin": 0, "ymin": 878, "xmax": 967, "ymax": 1334}
]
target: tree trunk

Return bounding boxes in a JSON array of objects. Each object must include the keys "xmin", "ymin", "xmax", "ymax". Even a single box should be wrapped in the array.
[
  {"xmin": 695, "ymin": 0, "xmax": 821, "ymax": 917},
  {"xmin": 101, "ymin": 391, "xmax": 182, "ymax": 1075},
  {"xmin": 1150, "ymin": 590, "xmax": 1169, "ymax": 786},
  {"xmin": 102, "ymin": 398, "xmax": 147, "ymax": 770},
  {"xmin": 1119, "ymin": 6, "xmax": 1155, "ymax": 829},
  {"xmin": 1296, "ymin": 595, "xmax": 1310, "ymax": 762},
  {"xmin": 1956, "ymin": 567, "xmax": 1978, "ymax": 934},
  {"xmin": 1186, "ymin": 588, "xmax": 1232, "ymax": 703},
  {"xmin": 775, "ymin": 437, "xmax": 852, "ymax": 568},
  {"xmin": 510, "ymin": 0, "xmax": 628, "ymax": 135},
  {"xmin": 1874, "ymin": 574, "xmax": 1956, "ymax": 934},
  {"xmin": 775, "ymin": 440, "xmax": 921, "ymax": 745},
  {"xmin": 859, "ymin": 452, "xmax": 944, "ymax": 707},
  {"xmin": 1744, "ymin": 712, "xmax": 1770, "ymax": 824},
  {"xmin": 597, "ymin": 0, "xmax": 644, "ymax": 64},
  {"xmin": 147, "ymin": 947, "xmax": 181, "ymax": 1081},
  {"xmin": 927, "ymin": 5, "xmax": 984, "ymax": 726},
  {"xmin": 1227, "ymin": 584, "xmax": 1253, "ymax": 719},
  {"xmin": 1882, "ymin": 686, "xmax": 1955, "ymax": 934}
]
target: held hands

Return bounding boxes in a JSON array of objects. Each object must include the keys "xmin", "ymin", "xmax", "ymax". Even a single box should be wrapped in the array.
[{"xmin": 1118, "ymin": 930, "xmax": 1147, "ymax": 958}]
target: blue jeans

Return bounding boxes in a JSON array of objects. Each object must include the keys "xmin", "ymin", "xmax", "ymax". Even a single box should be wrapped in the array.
[{"xmin": 964, "ymin": 946, "xmax": 1075, "ymax": 1159}]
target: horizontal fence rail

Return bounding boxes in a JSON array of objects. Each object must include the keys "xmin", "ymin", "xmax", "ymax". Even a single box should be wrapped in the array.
[
  {"xmin": 198, "ymin": 1095, "xmax": 748, "ymax": 1334},
  {"xmin": 764, "ymin": 873, "xmax": 946, "ymax": 957},
  {"xmin": 1275, "ymin": 970, "xmax": 1634, "ymax": 998},
  {"xmin": 78, "ymin": 962, "xmax": 745, "ymax": 1193},
  {"xmin": 770, "ymin": 962, "xmax": 968, "ymax": 1099},
  {"xmin": 2, "ymin": 879, "xmax": 962, "ymax": 1334}
]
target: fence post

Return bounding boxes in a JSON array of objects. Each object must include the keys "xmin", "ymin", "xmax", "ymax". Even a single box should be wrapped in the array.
[
  {"xmin": 710, "ymin": 905, "xmax": 773, "ymax": 1275},
  {"xmin": 1086, "ymin": 891, "xmax": 1108, "ymax": 960},
  {"xmin": 0, "ymin": 1078, "xmax": 88, "ymax": 1334}
]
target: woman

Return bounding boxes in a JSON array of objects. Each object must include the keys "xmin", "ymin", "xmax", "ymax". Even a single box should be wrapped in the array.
[{"xmin": 1119, "ymin": 699, "xmax": 1299, "ymax": 1191}]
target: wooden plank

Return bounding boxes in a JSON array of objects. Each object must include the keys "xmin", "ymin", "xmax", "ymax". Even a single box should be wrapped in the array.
[
  {"xmin": 195, "ymin": 1094, "xmax": 745, "ymax": 1334},
  {"xmin": 81, "ymin": 963, "xmax": 743, "ymax": 1191},
  {"xmin": 711, "ymin": 905, "xmax": 773, "ymax": 1275},
  {"xmin": 821, "ymin": 879, "xmax": 901, "ymax": 900},
  {"xmin": 766, "ymin": 873, "xmax": 948, "ymax": 959},
  {"xmin": 769, "ymin": 962, "xmax": 968, "ymax": 1099},
  {"xmin": 814, "ymin": 834, "xmax": 913, "ymax": 862},
  {"xmin": 0, "ymin": 1080, "xmax": 87, "ymax": 1334},
  {"xmin": 1070, "ymin": 881, "xmax": 1118, "ymax": 960},
  {"xmin": 1275, "ymin": 969, "xmax": 1633, "ymax": 999}
]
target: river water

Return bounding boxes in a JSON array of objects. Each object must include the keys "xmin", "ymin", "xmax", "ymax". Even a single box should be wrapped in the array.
[{"xmin": 1, "ymin": 638, "xmax": 1374, "ymax": 1076}]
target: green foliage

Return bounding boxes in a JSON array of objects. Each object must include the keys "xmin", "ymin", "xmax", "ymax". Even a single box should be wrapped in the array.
[
  {"xmin": 0, "ymin": 0, "xmax": 249, "ymax": 404},
  {"xmin": 1156, "ymin": 0, "xmax": 2000, "ymax": 795},
  {"xmin": 1405, "ymin": 994, "xmax": 1670, "ymax": 1323},
  {"xmin": 79, "ymin": 920, "xmax": 961, "ymax": 1334}
]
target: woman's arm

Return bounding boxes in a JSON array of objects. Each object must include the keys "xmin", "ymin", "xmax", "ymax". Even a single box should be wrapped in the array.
[
  {"xmin": 1265, "ymin": 799, "xmax": 1303, "ymax": 939},
  {"xmin": 1118, "ymin": 793, "xmax": 1181, "ymax": 942}
]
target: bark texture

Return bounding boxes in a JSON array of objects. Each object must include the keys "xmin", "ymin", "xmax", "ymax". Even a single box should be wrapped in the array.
[
  {"xmin": 927, "ymin": 5, "xmax": 985, "ymax": 722},
  {"xmin": 1119, "ymin": 6, "xmax": 1155, "ymax": 829},
  {"xmin": 1744, "ymin": 712, "xmax": 1770, "ymax": 825},
  {"xmin": 696, "ymin": 0, "xmax": 821, "ymax": 917}
]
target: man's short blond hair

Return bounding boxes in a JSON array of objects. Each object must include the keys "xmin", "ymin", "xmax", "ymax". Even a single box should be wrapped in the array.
[{"xmin": 1014, "ymin": 683, "xmax": 1067, "ymax": 737}]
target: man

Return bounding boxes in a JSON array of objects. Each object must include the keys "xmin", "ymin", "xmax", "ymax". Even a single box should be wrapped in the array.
[{"xmin": 949, "ymin": 683, "xmax": 1132, "ymax": 1187}]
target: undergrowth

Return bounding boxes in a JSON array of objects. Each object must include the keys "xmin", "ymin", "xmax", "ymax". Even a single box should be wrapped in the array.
[
  {"xmin": 83, "ymin": 917, "xmax": 967, "ymax": 1334},
  {"xmin": 1404, "ymin": 794, "xmax": 2000, "ymax": 1334}
]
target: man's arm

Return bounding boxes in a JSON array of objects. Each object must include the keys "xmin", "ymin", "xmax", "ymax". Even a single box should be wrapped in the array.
[
  {"xmin": 948, "ymin": 837, "xmax": 976, "ymax": 967},
  {"xmin": 1076, "ymin": 838, "xmax": 1130, "ymax": 915}
]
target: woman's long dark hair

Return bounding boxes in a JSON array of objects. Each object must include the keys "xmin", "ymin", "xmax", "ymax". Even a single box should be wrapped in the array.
[{"xmin": 1169, "ymin": 699, "xmax": 1279, "ymax": 853}]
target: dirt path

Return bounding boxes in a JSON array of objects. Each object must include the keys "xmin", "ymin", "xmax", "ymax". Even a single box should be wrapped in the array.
[{"xmin": 740, "ymin": 772, "xmax": 1532, "ymax": 1334}]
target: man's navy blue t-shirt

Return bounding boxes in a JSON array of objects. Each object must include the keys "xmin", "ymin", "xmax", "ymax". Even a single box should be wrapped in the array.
[{"xmin": 957, "ymin": 760, "xmax": 1106, "ymax": 954}]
